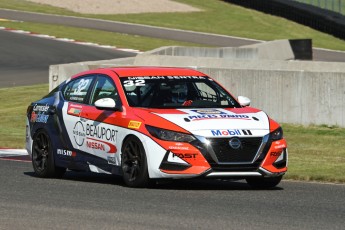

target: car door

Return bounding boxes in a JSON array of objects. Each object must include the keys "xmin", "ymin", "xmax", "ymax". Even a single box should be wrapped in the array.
[
  {"xmin": 60, "ymin": 75, "xmax": 95, "ymax": 156},
  {"xmin": 78, "ymin": 75, "xmax": 122, "ymax": 167}
]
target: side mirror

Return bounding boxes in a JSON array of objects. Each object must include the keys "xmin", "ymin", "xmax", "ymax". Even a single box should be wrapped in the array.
[
  {"xmin": 238, "ymin": 96, "xmax": 251, "ymax": 107},
  {"xmin": 94, "ymin": 98, "xmax": 117, "ymax": 110}
]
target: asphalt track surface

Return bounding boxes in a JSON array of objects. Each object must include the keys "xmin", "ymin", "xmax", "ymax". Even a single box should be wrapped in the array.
[
  {"xmin": 1, "ymin": 9, "xmax": 345, "ymax": 230},
  {"xmin": 0, "ymin": 30, "xmax": 136, "ymax": 87},
  {"xmin": 0, "ymin": 155, "xmax": 344, "ymax": 230},
  {"xmin": 1, "ymin": 8, "xmax": 345, "ymax": 62}
]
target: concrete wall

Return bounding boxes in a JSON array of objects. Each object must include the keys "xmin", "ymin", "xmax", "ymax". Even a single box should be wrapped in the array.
[
  {"xmin": 144, "ymin": 40, "xmax": 297, "ymax": 60},
  {"xmin": 49, "ymin": 57, "xmax": 136, "ymax": 90},
  {"xmin": 197, "ymin": 68, "xmax": 345, "ymax": 127},
  {"xmin": 49, "ymin": 42, "xmax": 345, "ymax": 127}
]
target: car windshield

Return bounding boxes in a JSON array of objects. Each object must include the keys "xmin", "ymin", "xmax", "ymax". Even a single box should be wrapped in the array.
[{"xmin": 120, "ymin": 76, "xmax": 241, "ymax": 108}]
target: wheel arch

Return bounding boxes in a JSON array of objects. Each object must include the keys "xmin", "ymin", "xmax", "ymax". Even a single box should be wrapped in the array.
[{"xmin": 119, "ymin": 131, "xmax": 167, "ymax": 179}]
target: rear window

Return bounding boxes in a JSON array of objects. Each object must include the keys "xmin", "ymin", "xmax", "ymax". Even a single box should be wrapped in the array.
[{"xmin": 63, "ymin": 77, "xmax": 93, "ymax": 103}]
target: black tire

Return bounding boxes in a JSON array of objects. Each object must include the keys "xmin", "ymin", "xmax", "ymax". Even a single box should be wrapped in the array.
[
  {"xmin": 246, "ymin": 175, "xmax": 283, "ymax": 189},
  {"xmin": 121, "ymin": 136, "xmax": 150, "ymax": 188},
  {"xmin": 32, "ymin": 129, "xmax": 66, "ymax": 178}
]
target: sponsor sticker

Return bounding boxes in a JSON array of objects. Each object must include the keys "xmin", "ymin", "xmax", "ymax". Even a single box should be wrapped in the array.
[
  {"xmin": 172, "ymin": 153, "xmax": 197, "ymax": 159},
  {"xmin": 168, "ymin": 143, "xmax": 189, "ymax": 150},
  {"xmin": 30, "ymin": 112, "xmax": 37, "ymax": 122},
  {"xmin": 68, "ymin": 103, "xmax": 82, "ymax": 116},
  {"xmin": 107, "ymin": 156, "xmax": 119, "ymax": 165},
  {"xmin": 128, "ymin": 120, "xmax": 142, "ymax": 129},
  {"xmin": 72, "ymin": 121, "xmax": 118, "ymax": 154},
  {"xmin": 57, "ymin": 149, "xmax": 76, "ymax": 157},
  {"xmin": 211, "ymin": 129, "xmax": 242, "ymax": 136},
  {"xmin": 33, "ymin": 104, "xmax": 49, "ymax": 112},
  {"xmin": 186, "ymin": 114, "xmax": 251, "ymax": 122},
  {"xmin": 73, "ymin": 121, "xmax": 86, "ymax": 146},
  {"xmin": 211, "ymin": 129, "xmax": 253, "ymax": 136},
  {"xmin": 86, "ymin": 124, "xmax": 117, "ymax": 142},
  {"xmin": 126, "ymin": 76, "xmax": 205, "ymax": 80},
  {"xmin": 30, "ymin": 111, "xmax": 49, "ymax": 123},
  {"xmin": 191, "ymin": 109, "xmax": 226, "ymax": 115},
  {"xmin": 274, "ymin": 144, "xmax": 286, "ymax": 149},
  {"xmin": 270, "ymin": 151, "xmax": 282, "ymax": 157},
  {"xmin": 86, "ymin": 137, "xmax": 117, "ymax": 153}
]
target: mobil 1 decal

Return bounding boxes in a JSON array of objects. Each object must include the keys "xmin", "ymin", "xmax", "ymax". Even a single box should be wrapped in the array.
[
  {"xmin": 210, "ymin": 129, "xmax": 253, "ymax": 137},
  {"xmin": 184, "ymin": 109, "xmax": 251, "ymax": 122}
]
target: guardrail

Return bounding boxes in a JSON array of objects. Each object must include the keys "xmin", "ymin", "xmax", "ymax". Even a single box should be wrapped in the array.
[
  {"xmin": 292, "ymin": 0, "xmax": 343, "ymax": 15},
  {"xmin": 223, "ymin": 0, "xmax": 345, "ymax": 40}
]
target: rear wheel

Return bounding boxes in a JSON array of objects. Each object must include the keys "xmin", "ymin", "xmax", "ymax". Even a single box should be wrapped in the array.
[
  {"xmin": 246, "ymin": 176, "xmax": 283, "ymax": 189},
  {"xmin": 32, "ymin": 130, "xmax": 66, "ymax": 178},
  {"xmin": 121, "ymin": 136, "xmax": 150, "ymax": 188}
]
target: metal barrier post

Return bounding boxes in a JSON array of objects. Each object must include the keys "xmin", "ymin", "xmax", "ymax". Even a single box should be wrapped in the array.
[{"xmin": 339, "ymin": 0, "xmax": 342, "ymax": 14}]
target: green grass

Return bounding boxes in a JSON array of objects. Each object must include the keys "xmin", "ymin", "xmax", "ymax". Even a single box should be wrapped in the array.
[
  {"xmin": 282, "ymin": 124, "xmax": 345, "ymax": 183},
  {"xmin": 1, "ymin": 84, "xmax": 345, "ymax": 183},
  {"xmin": 0, "ymin": 21, "xmax": 201, "ymax": 51},
  {"xmin": 0, "ymin": 84, "xmax": 48, "ymax": 148},
  {"xmin": 1, "ymin": 0, "xmax": 345, "ymax": 51}
]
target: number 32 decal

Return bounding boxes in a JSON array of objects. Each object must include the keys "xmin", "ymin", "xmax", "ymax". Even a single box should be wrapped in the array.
[
  {"xmin": 123, "ymin": 80, "xmax": 145, "ymax": 87},
  {"xmin": 74, "ymin": 79, "xmax": 90, "ymax": 95}
]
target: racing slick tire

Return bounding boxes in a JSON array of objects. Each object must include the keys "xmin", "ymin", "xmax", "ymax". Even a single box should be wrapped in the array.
[
  {"xmin": 121, "ymin": 135, "xmax": 150, "ymax": 188},
  {"xmin": 246, "ymin": 175, "xmax": 283, "ymax": 189},
  {"xmin": 32, "ymin": 129, "xmax": 66, "ymax": 178}
]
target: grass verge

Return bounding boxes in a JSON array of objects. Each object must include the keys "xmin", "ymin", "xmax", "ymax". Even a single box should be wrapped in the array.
[
  {"xmin": 0, "ymin": 84, "xmax": 48, "ymax": 148},
  {"xmin": 283, "ymin": 124, "xmax": 345, "ymax": 183},
  {"xmin": 1, "ymin": 0, "xmax": 345, "ymax": 50},
  {"xmin": 0, "ymin": 21, "xmax": 201, "ymax": 51},
  {"xmin": 1, "ymin": 84, "xmax": 344, "ymax": 183}
]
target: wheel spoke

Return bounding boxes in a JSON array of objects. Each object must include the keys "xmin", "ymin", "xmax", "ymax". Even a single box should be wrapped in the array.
[
  {"xmin": 123, "ymin": 140, "xmax": 142, "ymax": 181},
  {"xmin": 121, "ymin": 137, "xmax": 149, "ymax": 187},
  {"xmin": 124, "ymin": 149, "xmax": 133, "ymax": 160},
  {"xmin": 128, "ymin": 166, "xmax": 136, "ymax": 181},
  {"xmin": 33, "ymin": 145, "xmax": 43, "ymax": 158},
  {"xmin": 32, "ymin": 132, "xmax": 51, "ymax": 172},
  {"xmin": 41, "ymin": 156, "xmax": 47, "ymax": 169}
]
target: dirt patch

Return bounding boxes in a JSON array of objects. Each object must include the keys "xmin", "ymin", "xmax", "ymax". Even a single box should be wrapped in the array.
[{"xmin": 26, "ymin": 0, "xmax": 201, "ymax": 14}]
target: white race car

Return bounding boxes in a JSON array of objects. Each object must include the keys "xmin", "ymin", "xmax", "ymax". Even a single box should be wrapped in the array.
[{"xmin": 26, "ymin": 67, "xmax": 287, "ymax": 188}]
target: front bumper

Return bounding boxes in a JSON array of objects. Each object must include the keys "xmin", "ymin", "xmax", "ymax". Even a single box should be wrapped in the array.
[{"xmin": 157, "ymin": 134, "xmax": 288, "ymax": 179}]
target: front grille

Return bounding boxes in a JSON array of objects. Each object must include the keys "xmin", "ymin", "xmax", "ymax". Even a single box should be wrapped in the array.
[{"xmin": 208, "ymin": 137, "xmax": 263, "ymax": 163}]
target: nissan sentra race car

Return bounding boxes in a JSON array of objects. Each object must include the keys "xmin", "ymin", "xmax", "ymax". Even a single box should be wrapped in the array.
[{"xmin": 26, "ymin": 67, "xmax": 287, "ymax": 188}]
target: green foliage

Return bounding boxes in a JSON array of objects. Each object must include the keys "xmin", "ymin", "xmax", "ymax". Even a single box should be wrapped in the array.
[{"xmin": 0, "ymin": 0, "xmax": 345, "ymax": 50}]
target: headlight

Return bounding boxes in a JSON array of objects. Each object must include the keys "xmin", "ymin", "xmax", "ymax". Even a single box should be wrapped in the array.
[
  {"xmin": 146, "ymin": 125, "xmax": 196, "ymax": 142},
  {"xmin": 271, "ymin": 127, "xmax": 283, "ymax": 141}
]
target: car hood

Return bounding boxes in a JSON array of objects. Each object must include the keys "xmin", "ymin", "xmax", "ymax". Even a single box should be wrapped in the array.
[{"xmin": 143, "ymin": 108, "xmax": 270, "ymax": 138}]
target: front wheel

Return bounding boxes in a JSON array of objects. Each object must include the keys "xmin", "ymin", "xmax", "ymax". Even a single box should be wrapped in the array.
[
  {"xmin": 32, "ymin": 130, "xmax": 66, "ymax": 178},
  {"xmin": 246, "ymin": 175, "xmax": 283, "ymax": 189},
  {"xmin": 121, "ymin": 136, "xmax": 150, "ymax": 188}
]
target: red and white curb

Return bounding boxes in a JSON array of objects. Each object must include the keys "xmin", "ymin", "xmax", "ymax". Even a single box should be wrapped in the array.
[
  {"xmin": 0, "ymin": 148, "xmax": 31, "ymax": 162},
  {"xmin": 0, "ymin": 21, "xmax": 142, "ymax": 53}
]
